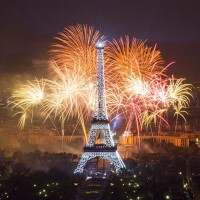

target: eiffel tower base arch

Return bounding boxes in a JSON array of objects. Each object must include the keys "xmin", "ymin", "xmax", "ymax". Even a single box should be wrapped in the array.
[{"xmin": 74, "ymin": 151, "xmax": 125, "ymax": 174}]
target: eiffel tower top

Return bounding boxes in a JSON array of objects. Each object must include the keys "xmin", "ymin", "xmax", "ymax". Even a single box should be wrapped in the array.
[{"xmin": 92, "ymin": 42, "xmax": 109, "ymax": 124}]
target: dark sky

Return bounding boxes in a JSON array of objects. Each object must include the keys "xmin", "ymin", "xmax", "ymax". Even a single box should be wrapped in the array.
[{"xmin": 0, "ymin": 0, "xmax": 200, "ymax": 82}]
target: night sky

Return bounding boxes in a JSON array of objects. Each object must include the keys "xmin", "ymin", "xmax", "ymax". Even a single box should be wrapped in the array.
[{"xmin": 0, "ymin": 0, "xmax": 200, "ymax": 82}]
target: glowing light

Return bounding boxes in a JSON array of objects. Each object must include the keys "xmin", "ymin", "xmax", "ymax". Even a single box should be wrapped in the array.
[{"xmin": 96, "ymin": 42, "xmax": 104, "ymax": 48}]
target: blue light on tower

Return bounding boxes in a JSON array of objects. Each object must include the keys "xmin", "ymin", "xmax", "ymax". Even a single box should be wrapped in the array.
[{"xmin": 112, "ymin": 115, "xmax": 121, "ymax": 132}]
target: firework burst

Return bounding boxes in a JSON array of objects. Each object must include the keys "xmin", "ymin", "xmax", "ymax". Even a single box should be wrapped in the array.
[
  {"xmin": 106, "ymin": 36, "xmax": 165, "ymax": 85},
  {"xmin": 10, "ymin": 78, "xmax": 46, "ymax": 129},
  {"xmin": 50, "ymin": 24, "xmax": 105, "ymax": 79},
  {"xmin": 42, "ymin": 62, "xmax": 95, "ymax": 122}
]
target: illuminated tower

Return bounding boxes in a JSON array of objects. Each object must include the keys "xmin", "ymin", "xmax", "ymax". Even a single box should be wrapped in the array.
[{"xmin": 74, "ymin": 42, "xmax": 125, "ymax": 174}]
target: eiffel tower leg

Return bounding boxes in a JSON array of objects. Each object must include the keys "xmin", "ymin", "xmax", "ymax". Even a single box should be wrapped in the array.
[
  {"xmin": 87, "ymin": 127, "xmax": 96, "ymax": 147},
  {"xmin": 74, "ymin": 152, "xmax": 94, "ymax": 174},
  {"xmin": 109, "ymin": 151, "xmax": 126, "ymax": 172},
  {"xmin": 104, "ymin": 124, "xmax": 114, "ymax": 147},
  {"xmin": 115, "ymin": 151, "xmax": 126, "ymax": 170}
]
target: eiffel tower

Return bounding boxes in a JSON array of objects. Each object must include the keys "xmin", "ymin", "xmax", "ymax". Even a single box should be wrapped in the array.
[{"xmin": 74, "ymin": 42, "xmax": 125, "ymax": 174}]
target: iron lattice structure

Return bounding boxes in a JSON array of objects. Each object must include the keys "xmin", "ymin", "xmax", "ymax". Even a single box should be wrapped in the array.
[{"xmin": 74, "ymin": 43, "xmax": 125, "ymax": 174}]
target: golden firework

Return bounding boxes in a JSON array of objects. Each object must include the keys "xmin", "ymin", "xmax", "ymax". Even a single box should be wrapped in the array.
[
  {"xmin": 10, "ymin": 78, "xmax": 46, "ymax": 129},
  {"xmin": 106, "ymin": 36, "xmax": 165, "ymax": 85}
]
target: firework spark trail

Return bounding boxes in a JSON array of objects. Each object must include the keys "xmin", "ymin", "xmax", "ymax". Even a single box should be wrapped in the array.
[
  {"xmin": 111, "ymin": 73, "xmax": 193, "ymax": 135},
  {"xmin": 168, "ymin": 76, "xmax": 193, "ymax": 107},
  {"xmin": 10, "ymin": 78, "xmax": 45, "ymax": 110},
  {"xmin": 9, "ymin": 78, "xmax": 46, "ymax": 129},
  {"xmin": 42, "ymin": 62, "xmax": 96, "ymax": 121},
  {"xmin": 50, "ymin": 24, "xmax": 105, "ymax": 79},
  {"xmin": 140, "ymin": 76, "xmax": 192, "ymax": 131},
  {"xmin": 106, "ymin": 36, "xmax": 165, "ymax": 84}
]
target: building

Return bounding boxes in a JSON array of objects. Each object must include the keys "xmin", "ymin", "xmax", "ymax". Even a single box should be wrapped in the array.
[{"xmin": 118, "ymin": 132, "xmax": 190, "ymax": 147}]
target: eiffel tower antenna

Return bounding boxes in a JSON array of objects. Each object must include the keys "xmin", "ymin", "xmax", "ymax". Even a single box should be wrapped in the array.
[{"xmin": 74, "ymin": 41, "xmax": 125, "ymax": 174}]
